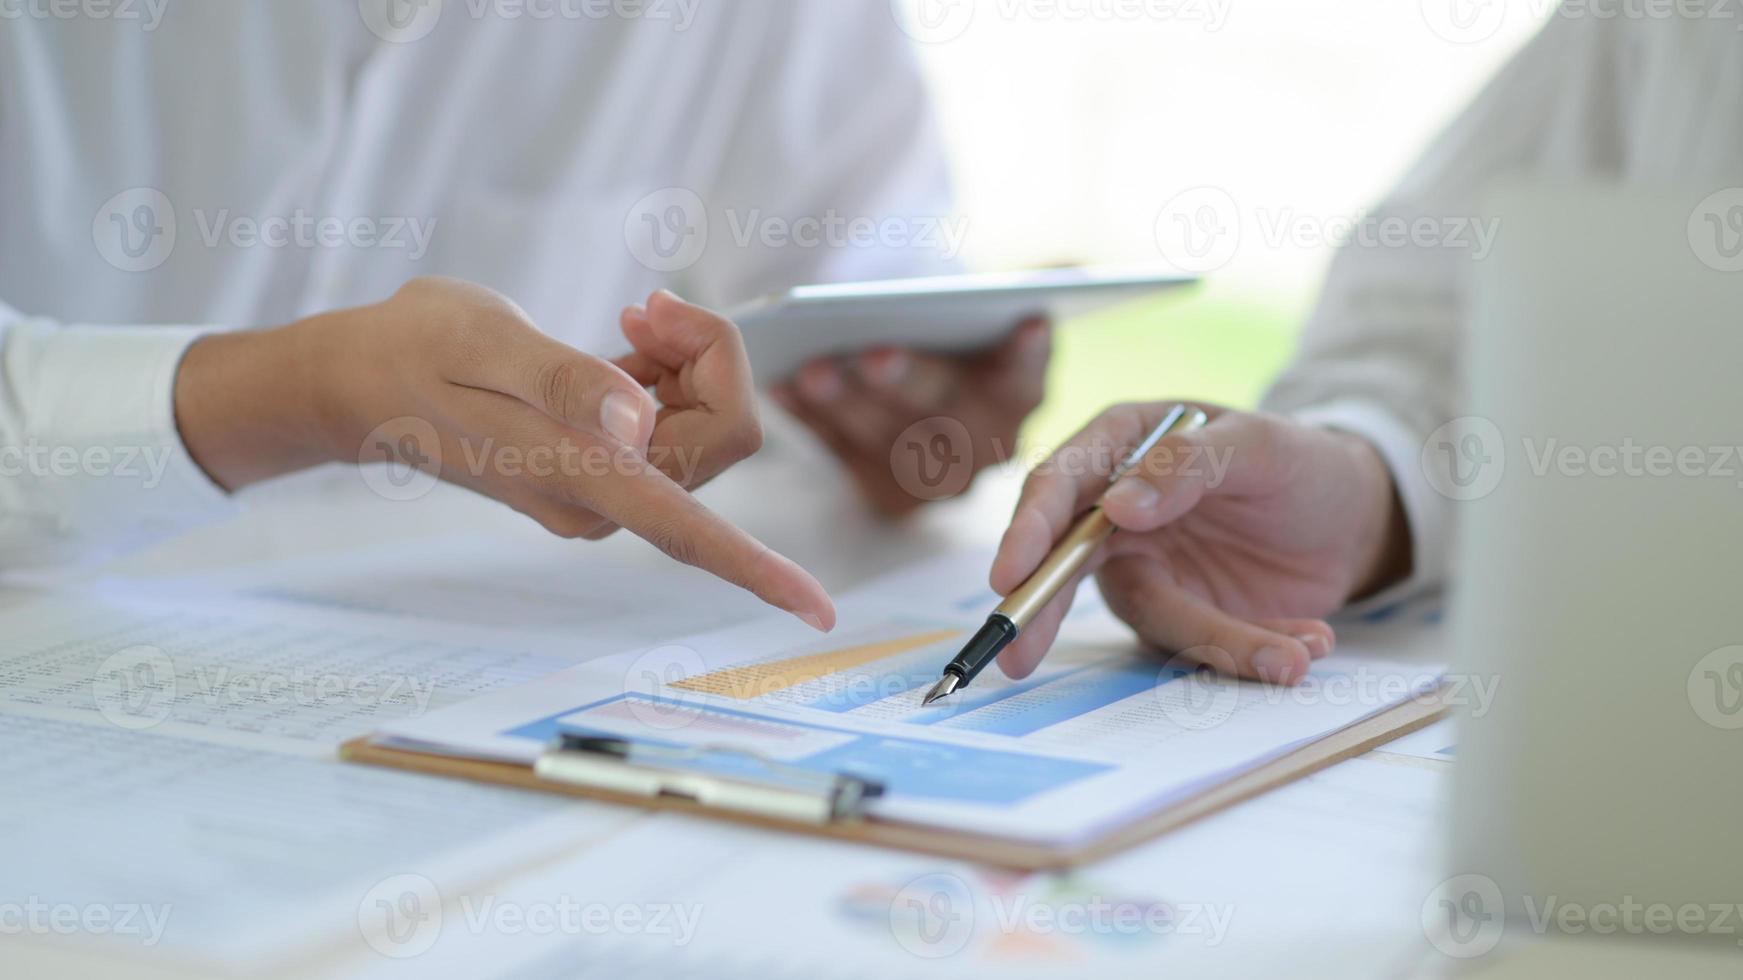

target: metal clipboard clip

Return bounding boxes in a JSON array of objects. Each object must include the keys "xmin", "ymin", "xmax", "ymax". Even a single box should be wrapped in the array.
[{"xmin": 534, "ymin": 734, "xmax": 886, "ymax": 825}]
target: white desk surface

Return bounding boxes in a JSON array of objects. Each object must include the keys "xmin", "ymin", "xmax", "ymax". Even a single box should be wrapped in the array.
[{"xmin": 0, "ymin": 439, "xmax": 1727, "ymax": 979}]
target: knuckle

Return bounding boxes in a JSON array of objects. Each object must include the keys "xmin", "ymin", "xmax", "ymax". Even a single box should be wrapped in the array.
[
  {"xmin": 1018, "ymin": 469, "xmax": 1049, "ymax": 499},
  {"xmin": 697, "ymin": 311, "xmax": 749, "ymax": 357},
  {"xmin": 395, "ymin": 275, "xmax": 442, "ymax": 301},
  {"xmin": 642, "ymin": 517, "xmax": 701, "ymax": 568},
  {"xmin": 726, "ymin": 413, "xmax": 765, "ymax": 460},
  {"xmin": 712, "ymin": 316, "xmax": 747, "ymax": 347},
  {"xmin": 1247, "ymin": 412, "xmax": 1279, "ymax": 453},
  {"xmin": 1019, "ymin": 467, "xmax": 1063, "ymax": 507},
  {"xmin": 1187, "ymin": 644, "xmax": 1241, "ymax": 676},
  {"xmin": 446, "ymin": 317, "xmax": 492, "ymax": 372},
  {"xmin": 534, "ymin": 358, "xmax": 584, "ymax": 423},
  {"xmin": 1208, "ymin": 625, "xmax": 1258, "ymax": 662}
]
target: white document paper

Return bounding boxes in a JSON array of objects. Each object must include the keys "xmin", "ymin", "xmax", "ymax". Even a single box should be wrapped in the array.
[
  {"xmin": 0, "ymin": 563, "xmax": 686, "ymax": 968},
  {"xmin": 0, "ymin": 534, "xmax": 808, "ymax": 759},
  {"xmin": 375, "ymin": 555, "xmax": 1446, "ymax": 846},
  {"xmin": 0, "ymin": 588, "xmax": 590, "ymax": 757},
  {"xmin": 0, "ymin": 713, "xmax": 639, "ymax": 965},
  {"xmin": 328, "ymin": 758, "xmax": 1446, "ymax": 980}
]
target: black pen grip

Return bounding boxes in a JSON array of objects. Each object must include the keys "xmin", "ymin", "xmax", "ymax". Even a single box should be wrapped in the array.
[{"xmin": 945, "ymin": 614, "xmax": 1020, "ymax": 684}]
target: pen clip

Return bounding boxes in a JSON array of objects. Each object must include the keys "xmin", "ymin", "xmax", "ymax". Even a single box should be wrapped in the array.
[{"xmin": 1108, "ymin": 404, "xmax": 1207, "ymax": 485}]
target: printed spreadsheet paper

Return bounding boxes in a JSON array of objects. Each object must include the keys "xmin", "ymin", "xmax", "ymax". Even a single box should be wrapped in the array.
[{"xmin": 374, "ymin": 564, "xmax": 1446, "ymax": 847}]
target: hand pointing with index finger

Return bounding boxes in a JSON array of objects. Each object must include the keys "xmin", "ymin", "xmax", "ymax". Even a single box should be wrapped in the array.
[{"xmin": 175, "ymin": 277, "xmax": 836, "ymax": 633}]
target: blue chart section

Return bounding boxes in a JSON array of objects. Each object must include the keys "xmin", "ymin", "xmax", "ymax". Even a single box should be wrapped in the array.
[
  {"xmin": 782, "ymin": 638, "xmax": 1138, "ymax": 717},
  {"xmin": 508, "ymin": 708, "xmax": 603, "ymax": 745},
  {"xmin": 917, "ymin": 662, "xmax": 1178, "ymax": 737},
  {"xmin": 902, "ymin": 666, "xmax": 1094, "ymax": 726},
  {"xmin": 508, "ymin": 694, "xmax": 1112, "ymax": 805},
  {"xmin": 800, "ymin": 736, "xmax": 1107, "ymax": 804}
]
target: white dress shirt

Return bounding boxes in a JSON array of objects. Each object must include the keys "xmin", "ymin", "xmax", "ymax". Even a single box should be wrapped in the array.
[
  {"xmin": 0, "ymin": 0, "xmax": 955, "ymax": 567},
  {"xmin": 1263, "ymin": 3, "xmax": 1743, "ymax": 601}
]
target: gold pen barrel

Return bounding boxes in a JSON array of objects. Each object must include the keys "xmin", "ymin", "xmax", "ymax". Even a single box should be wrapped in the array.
[
  {"xmin": 983, "ymin": 405, "xmax": 1205, "ymax": 643},
  {"xmin": 994, "ymin": 507, "xmax": 1115, "ymax": 627}
]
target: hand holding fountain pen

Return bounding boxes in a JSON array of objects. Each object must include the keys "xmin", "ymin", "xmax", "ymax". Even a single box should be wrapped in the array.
[{"xmin": 922, "ymin": 404, "xmax": 1210, "ymax": 706}]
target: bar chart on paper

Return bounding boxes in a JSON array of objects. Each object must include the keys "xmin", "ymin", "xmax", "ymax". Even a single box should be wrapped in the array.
[
  {"xmin": 648, "ymin": 617, "xmax": 1192, "ymax": 740},
  {"xmin": 666, "ymin": 623, "xmax": 964, "ymax": 708},
  {"xmin": 368, "ymin": 563, "xmax": 1447, "ymax": 843},
  {"xmin": 477, "ymin": 617, "xmax": 1200, "ymax": 810}
]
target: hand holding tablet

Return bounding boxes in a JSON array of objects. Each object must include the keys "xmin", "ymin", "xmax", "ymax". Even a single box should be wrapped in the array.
[{"xmin": 757, "ymin": 267, "xmax": 1195, "ymax": 517}]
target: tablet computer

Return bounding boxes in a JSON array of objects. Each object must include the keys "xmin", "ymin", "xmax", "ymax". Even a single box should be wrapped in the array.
[{"xmin": 731, "ymin": 267, "xmax": 1196, "ymax": 381}]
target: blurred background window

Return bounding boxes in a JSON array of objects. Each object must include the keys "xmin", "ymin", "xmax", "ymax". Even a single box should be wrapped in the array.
[{"xmin": 900, "ymin": 0, "xmax": 1551, "ymax": 448}]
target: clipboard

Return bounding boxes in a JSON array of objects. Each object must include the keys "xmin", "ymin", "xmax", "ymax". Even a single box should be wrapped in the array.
[{"xmin": 340, "ymin": 687, "xmax": 1447, "ymax": 871}]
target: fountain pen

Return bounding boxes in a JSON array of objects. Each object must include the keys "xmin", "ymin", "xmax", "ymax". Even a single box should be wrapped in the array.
[{"xmin": 922, "ymin": 404, "xmax": 1209, "ymax": 705}]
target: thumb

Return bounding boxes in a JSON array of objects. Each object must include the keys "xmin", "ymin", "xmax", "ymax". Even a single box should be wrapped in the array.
[{"xmin": 505, "ymin": 336, "xmax": 659, "ymax": 451}]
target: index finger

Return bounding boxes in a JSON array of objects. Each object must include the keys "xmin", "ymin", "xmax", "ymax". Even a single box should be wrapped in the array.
[
  {"xmin": 615, "ymin": 294, "xmax": 762, "ymax": 489},
  {"xmin": 990, "ymin": 402, "xmax": 1174, "ymax": 595},
  {"xmin": 616, "ymin": 290, "xmax": 757, "ymax": 416},
  {"xmin": 577, "ymin": 451, "xmax": 836, "ymax": 633}
]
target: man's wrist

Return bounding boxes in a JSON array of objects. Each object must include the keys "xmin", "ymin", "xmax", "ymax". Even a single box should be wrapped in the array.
[{"xmin": 1335, "ymin": 429, "xmax": 1415, "ymax": 601}]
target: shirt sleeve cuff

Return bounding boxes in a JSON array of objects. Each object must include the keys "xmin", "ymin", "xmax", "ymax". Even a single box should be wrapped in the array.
[
  {"xmin": 17, "ymin": 325, "xmax": 238, "ymax": 560},
  {"xmin": 1289, "ymin": 399, "xmax": 1447, "ymax": 615}
]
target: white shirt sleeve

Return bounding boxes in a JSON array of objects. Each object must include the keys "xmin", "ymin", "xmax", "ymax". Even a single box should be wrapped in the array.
[
  {"xmin": 685, "ymin": 1, "xmax": 960, "ymax": 308},
  {"xmin": 1261, "ymin": 11, "xmax": 1630, "ymax": 607},
  {"xmin": 0, "ymin": 302, "xmax": 237, "ymax": 570}
]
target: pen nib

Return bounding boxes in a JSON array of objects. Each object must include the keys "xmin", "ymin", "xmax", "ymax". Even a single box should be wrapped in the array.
[{"xmin": 921, "ymin": 674, "xmax": 959, "ymax": 706}]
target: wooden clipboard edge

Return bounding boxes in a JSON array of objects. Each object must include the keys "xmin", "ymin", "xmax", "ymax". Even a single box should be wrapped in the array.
[
  {"xmin": 339, "ymin": 736, "xmax": 1066, "ymax": 869},
  {"xmin": 339, "ymin": 688, "xmax": 1449, "ymax": 872}
]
